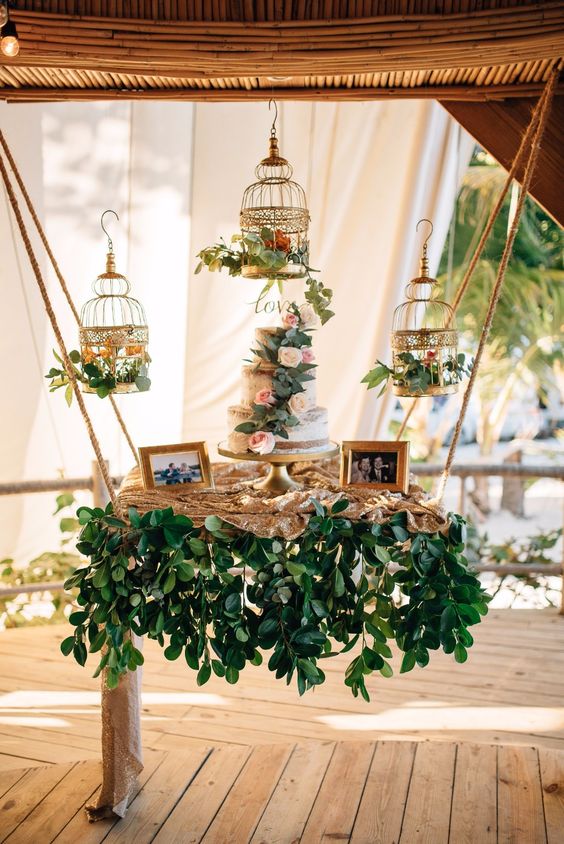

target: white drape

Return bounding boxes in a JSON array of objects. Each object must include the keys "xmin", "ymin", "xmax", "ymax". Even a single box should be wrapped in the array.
[{"xmin": 0, "ymin": 100, "xmax": 472, "ymax": 566}]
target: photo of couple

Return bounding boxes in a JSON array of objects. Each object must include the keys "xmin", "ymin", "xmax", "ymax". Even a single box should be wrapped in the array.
[
  {"xmin": 140, "ymin": 441, "xmax": 213, "ymax": 493},
  {"xmin": 151, "ymin": 452, "xmax": 203, "ymax": 485},
  {"xmin": 350, "ymin": 452, "xmax": 397, "ymax": 485},
  {"xmin": 341, "ymin": 441, "xmax": 409, "ymax": 493}
]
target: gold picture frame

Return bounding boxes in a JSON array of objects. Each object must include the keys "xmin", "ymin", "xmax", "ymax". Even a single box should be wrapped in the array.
[
  {"xmin": 139, "ymin": 442, "xmax": 214, "ymax": 492},
  {"xmin": 340, "ymin": 441, "xmax": 410, "ymax": 493}
]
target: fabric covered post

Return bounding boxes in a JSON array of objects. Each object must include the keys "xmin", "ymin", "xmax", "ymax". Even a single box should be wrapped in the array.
[{"xmin": 86, "ymin": 633, "xmax": 144, "ymax": 821}]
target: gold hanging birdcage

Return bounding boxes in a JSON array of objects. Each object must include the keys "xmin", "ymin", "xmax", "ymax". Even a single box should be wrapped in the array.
[
  {"xmin": 239, "ymin": 102, "xmax": 310, "ymax": 280},
  {"xmin": 79, "ymin": 211, "xmax": 150, "ymax": 394},
  {"xmin": 391, "ymin": 220, "xmax": 459, "ymax": 397}
]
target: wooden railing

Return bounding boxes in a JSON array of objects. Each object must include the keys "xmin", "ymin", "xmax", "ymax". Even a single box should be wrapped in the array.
[{"xmin": 1, "ymin": 460, "xmax": 562, "ymax": 610}]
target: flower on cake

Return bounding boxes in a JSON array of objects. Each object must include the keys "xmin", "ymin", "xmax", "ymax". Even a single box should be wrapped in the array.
[
  {"xmin": 289, "ymin": 393, "xmax": 309, "ymax": 415},
  {"xmin": 278, "ymin": 346, "xmax": 303, "ymax": 367},
  {"xmin": 299, "ymin": 303, "xmax": 317, "ymax": 328},
  {"xmin": 301, "ymin": 347, "xmax": 315, "ymax": 364},
  {"xmin": 254, "ymin": 388, "xmax": 276, "ymax": 407},
  {"xmin": 248, "ymin": 430, "xmax": 276, "ymax": 455},
  {"xmin": 281, "ymin": 309, "xmax": 299, "ymax": 329}
]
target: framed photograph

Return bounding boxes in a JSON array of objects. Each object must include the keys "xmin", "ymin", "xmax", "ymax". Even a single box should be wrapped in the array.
[
  {"xmin": 340, "ymin": 441, "xmax": 409, "ymax": 493},
  {"xmin": 139, "ymin": 442, "xmax": 214, "ymax": 492}
]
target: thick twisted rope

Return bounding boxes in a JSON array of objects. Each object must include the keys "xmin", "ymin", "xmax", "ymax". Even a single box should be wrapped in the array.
[
  {"xmin": 0, "ymin": 129, "xmax": 139, "ymax": 467},
  {"xmin": 395, "ymin": 64, "xmax": 557, "ymax": 446},
  {"xmin": 436, "ymin": 65, "xmax": 559, "ymax": 501},
  {"xmin": 0, "ymin": 150, "xmax": 120, "ymax": 511}
]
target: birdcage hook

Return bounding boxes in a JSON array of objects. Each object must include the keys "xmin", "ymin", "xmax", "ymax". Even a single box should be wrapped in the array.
[
  {"xmin": 269, "ymin": 99, "xmax": 278, "ymax": 138},
  {"xmin": 101, "ymin": 209, "xmax": 119, "ymax": 254},
  {"xmin": 416, "ymin": 218, "xmax": 433, "ymax": 256}
]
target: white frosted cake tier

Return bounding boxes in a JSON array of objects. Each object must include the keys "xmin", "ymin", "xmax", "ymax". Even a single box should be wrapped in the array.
[
  {"xmin": 227, "ymin": 405, "xmax": 329, "ymax": 454},
  {"xmin": 241, "ymin": 365, "xmax": 316, "ymax": 410}
]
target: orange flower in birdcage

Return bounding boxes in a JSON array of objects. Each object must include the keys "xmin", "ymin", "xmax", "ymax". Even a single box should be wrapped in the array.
[
  {"xmin": 82, "ymin": 347, "xmax": 96, "ymax": 364},
  {"xmin": 98, "ymin": 346, "xmax": 113, "ymax": 360},
  {"xmin": 125, "ymin": 344, "xmax": 144, "ymax": 356},
  {"xmin": 264, "ymin": 229, "xmax": 291, "ymax": 253}
]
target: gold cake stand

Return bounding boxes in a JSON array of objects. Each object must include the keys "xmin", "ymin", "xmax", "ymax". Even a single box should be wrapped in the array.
[{"xmin": 217, "ymin": 441, "xmax": 340, "ymax": 494}]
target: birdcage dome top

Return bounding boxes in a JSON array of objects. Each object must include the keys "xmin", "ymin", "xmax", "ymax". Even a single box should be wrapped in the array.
[
  {"xmin": 80, "ymin": 253, "xmax": 148, "ymax": 329},
  {"xmin": 392, "ymin": 275, "xmax": 455, "ymax": 334},
  {"xmin": 240, "ymin": 134, "xmax": 310, "ymax": 235}
]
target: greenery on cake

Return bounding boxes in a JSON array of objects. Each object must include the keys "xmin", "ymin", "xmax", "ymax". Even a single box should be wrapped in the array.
[
  {"xmin": 362, "ymin": 351, "xmax": 473, "ymax": 397},
  {"xmin": 233, "ymin": 303, "xmax": 321, "ymax": 453},
  {"xmin": 61, "ymin": 497, "xmax": 489, "ymax": 699}
]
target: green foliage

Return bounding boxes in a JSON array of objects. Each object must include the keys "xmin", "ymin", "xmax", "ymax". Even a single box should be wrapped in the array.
[
  {"xmin": 1, "ymin": 494, "xmax": 83, "ymax": 628},
  {"xmin": 234, "ymin": 312, "xmax": 317, "ymax": 439},
  {"xmin": 196, "ymin": 229, "xmax": 306, "ymax": 276},
  {"xmin": 465, "ymin": 523, "xmax": 562, "ymax": 608},
  {"xmin": 362, "ymin": 353, "xmax": 473, "ymax": 396},
  {"xmin": 62, "ymin": 499, "xmax": 489, "ymax": 700},
  {"xmin": 438, "ymin": 149, "xmax": 563, "ymax": 451},
  {"xmin": 195, "ymin": 229, "xmax": 334, "ymax": 326},
  {"xmin": 45, "ymin": 348, "xmax": 151, "ymax": 402}
]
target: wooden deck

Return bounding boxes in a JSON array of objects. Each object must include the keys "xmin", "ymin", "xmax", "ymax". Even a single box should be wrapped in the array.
[
  {"xmin": 1, "ymin": 740, "xmax": 564, "ymax": 843},
  {"xmin": 0, "ymin": 609, "xmax": 564, "ymax": 842},
  {"xmin": 0, "ymin": 610, "xmax": 563, "ymax": 774}
]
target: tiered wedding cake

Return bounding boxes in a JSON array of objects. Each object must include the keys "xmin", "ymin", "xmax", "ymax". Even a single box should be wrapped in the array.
[{"xmin": 227, "ymin": 322, "xmax": 330, "ymax": 455}]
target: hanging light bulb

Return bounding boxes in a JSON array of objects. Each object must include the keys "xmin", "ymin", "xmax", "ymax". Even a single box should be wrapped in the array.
[
  {"xmin": 0, "ymin": 2, "xmax": 8, "ymax": 28},
  {"xmin": 1, "ymin": 20, "xmax": 20, "ymax": 57}
]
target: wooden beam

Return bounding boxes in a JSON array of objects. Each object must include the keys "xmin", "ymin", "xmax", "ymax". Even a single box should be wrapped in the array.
[
  {"xmin": 5, "ymin": 5, "xmax": 564, "ymax": 82},
  {"xmin": 2, "ymin": 82, "xmax": 564, "ymax": 104},
  {"xmin": 440, "ymin": 94, "xmax": 564, "ymax": 226}
]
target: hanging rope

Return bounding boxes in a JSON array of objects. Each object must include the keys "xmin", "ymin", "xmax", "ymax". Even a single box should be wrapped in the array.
[
  {"xmin": 395, "ymin": 64, "xmax": 556, "ymax": 445},
  {"xmin": 0, "ymin": 151, "xmax": 120, "ymax": 512},
  {"xmin": 0, "ymin": 129, "xmax": 139, "ymax": 467},
  {"xmin": 436, "ymin": 64, "xmax": 559, "ymax": 502}
]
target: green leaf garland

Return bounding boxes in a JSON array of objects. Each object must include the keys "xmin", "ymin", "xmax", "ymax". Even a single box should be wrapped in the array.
[{"xmin": 62, "ymin": 500, "xmax": 489, "ymax": 702}]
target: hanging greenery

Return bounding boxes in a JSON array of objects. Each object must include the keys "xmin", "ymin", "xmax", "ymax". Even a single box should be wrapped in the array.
[
  {"xmin": 61, "ymin": 498, "xmax": 489, "ymax": 700},
  {"xmin": 46, "ymin": 347, "xmax": 151, "ymax": 403},
  {"xmin": 195, "ymin": 228, "xmax": 334, "ymax": 325},
  {"xmin": 362, "ymin": 352, "xmax": 474, "ymax": 397}
]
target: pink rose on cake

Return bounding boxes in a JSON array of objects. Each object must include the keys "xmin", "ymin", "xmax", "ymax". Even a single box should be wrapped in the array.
[
  {"xmin": 301, "ymin": 347, "xmax": 315, "ymax": 364},
  {"xmin": 248, "ymin": 431, "xmax": 276, "ymax": 455},
  {"xmin": 299, "ymin": 303, "xmax": 317, "ymax": 328},
  {"xmin": 289, "ymin": 393, "xmax": 309, "ymax": 415},
  {"xmin": 281, "ymin": 310, "xmax": 299, "ymax": 329},
  {"xmin": 254, "ymin": 388, "xmax": 276, "ymax": 407},
  {"xmin": 278, "ymin": 346, "xmax": 303, "ymax": 367}
]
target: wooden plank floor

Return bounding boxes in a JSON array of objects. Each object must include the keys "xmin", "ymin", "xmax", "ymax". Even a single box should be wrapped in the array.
[
  {"xmin": 0, "ymin": 610, "xmax": 563, "ymax": 774},
  {"xmin": 1, "ymin": 740, "xmax": 563, "ymax": 843}
]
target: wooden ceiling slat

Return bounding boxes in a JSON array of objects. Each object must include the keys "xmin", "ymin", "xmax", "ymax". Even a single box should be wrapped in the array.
[
  {"xmin": 2, "ymin": 80, "xmax": 559, "ymax": 102},
  {"xmin": 2, "ymin": 2, "xmax": 562, "ymax": 101},
  {"xmin": 13, "ymin": 4, "xmax": 564, "ymax": 33}
]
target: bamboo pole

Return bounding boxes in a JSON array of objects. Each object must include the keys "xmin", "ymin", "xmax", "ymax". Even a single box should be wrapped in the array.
[
  {"xmin": 15, "ymin": 10, "xmax": 564, "ymax": 41},
  {"xmin": 2, "ymin": 81, "xmax": 561, "ymax": 103},
  {"xmin": 12, "ymin": 1, "xmax": 564, "ymax": 27}
]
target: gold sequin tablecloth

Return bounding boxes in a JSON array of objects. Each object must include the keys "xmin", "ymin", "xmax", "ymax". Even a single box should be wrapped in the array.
[{"xmin": 117, "ymin": 457, "xmax": 449, "ymax": 538}]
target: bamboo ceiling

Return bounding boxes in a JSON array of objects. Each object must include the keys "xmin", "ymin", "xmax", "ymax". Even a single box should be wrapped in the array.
[{"xmin": 0, "ymin": 1, "xmax": 563, "ymax": 102}]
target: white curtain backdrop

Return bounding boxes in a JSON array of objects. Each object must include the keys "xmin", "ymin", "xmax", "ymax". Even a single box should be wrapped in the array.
[{"xmin": 0, "ymin": 99, "xmax": 472, "ymax": 566}]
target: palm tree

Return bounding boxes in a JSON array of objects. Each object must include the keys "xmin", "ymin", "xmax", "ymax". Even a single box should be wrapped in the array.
[{"xmin": 438, "ymin": 148, "xmax": 563, "ymax": 457}]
